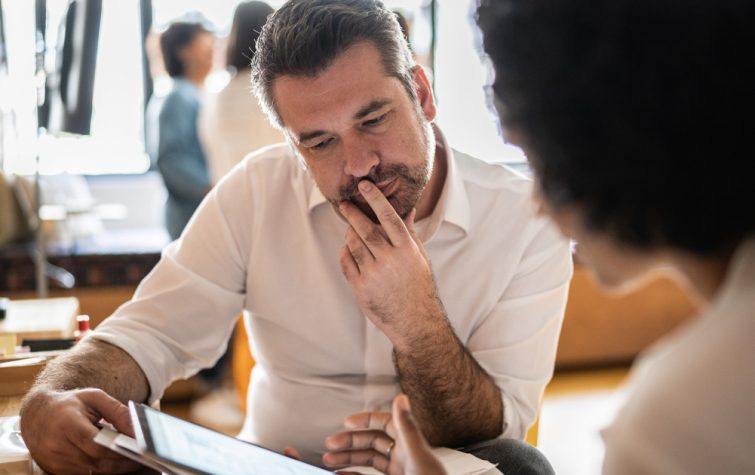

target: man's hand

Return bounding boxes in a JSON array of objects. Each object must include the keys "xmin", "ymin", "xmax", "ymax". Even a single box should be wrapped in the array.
[
  {"xmin": 20, "ymin": 388, "xmax": 141, "ymax": 474},
  {"xmin": 339, "ymin": 179, "xmax": 503, "ymax": 448},
  {"xmin": 339, "ymin": 180, "xmax": 443, "ymax": 346},
  {"xmin": 323, "ymin": 394, "xmax": 447, "ymax": 475}
]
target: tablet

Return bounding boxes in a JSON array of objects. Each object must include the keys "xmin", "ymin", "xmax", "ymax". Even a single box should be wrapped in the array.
[{"xmin": 129, "ymin": 401, "xmax": 332, "ymax": 475}]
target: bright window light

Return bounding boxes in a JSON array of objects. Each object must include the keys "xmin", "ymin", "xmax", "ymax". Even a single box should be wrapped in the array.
[
  {"xmin": 434, "ymin": 0, "xmax": 526, "ymax": 164},
  {"xmin": 0, "ymin": 0, "xmax": 518, "ymax": 176}
]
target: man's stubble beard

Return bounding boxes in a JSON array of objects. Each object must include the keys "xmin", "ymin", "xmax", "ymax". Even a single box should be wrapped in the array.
[{"xmin": 334, "ymin": 113, "xmax": 436, "ymax": 224}]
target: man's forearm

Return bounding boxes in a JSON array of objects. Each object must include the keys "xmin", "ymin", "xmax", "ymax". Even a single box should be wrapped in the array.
[
  {"xmin": 393, "ymin": 310, "xmax": 503, "ymax": 447},
  {"xmin": 25, "ymin": 338, "xmax": 149, "ymax": 404}
]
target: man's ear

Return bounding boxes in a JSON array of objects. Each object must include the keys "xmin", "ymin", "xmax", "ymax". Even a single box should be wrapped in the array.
[{"xmin": 412, "ymin": 66, "xmax": 437, "ymax": 122}]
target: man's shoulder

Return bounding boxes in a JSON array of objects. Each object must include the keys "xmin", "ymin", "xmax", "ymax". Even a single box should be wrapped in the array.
[
  {"xmin": 243, "ymin": 142, "xmax": 292, "ymax": 160},
  {"xmin": 450, "ymin": 150, "xmax": 561, "ymax": 249},
  {"xmin": 219, "ymin": 143, "xmax": 308, "ymax": 188},
  {"xmin": 452, "ymin": 149, "xmax": 533, "ymax": 201},
  {"xmin": 241, "ymin": 143, "xmax": 299, "ymax": 173},
  {"xmin": 212, "ymin": 143, "xmax": 312, "ymax": 213}
]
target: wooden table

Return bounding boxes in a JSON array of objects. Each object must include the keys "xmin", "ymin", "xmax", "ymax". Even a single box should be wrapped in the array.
[{"xmin": 0, "ymin": 394, "xmax": 22, "ymax": 417}]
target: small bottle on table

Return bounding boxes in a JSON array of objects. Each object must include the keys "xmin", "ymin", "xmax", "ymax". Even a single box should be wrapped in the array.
[{"xmin": 73, "ymin": 315, "xmax": 92, "ymax": 343}]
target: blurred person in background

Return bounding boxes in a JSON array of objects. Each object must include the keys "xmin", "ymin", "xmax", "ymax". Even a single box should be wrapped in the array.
[
  {"xmin": 155, "ymin": 21, "xmax": 214, "ymax": 240},
  {"xmin": 199, "ymin": 1, "xmax": 283, "ymax": 185}
]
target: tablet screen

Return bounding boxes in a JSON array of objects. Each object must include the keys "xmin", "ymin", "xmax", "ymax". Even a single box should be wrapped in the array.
[{"xmin": 132, "ymin": 402, "xmax": 332, "ymax": 475}]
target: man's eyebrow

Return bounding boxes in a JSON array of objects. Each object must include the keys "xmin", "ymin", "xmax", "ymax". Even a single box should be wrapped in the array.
[
  {"xmin": 297, "ymin": 99, "xmax": 392, "ymax": 143},
  {"xmin": 354, "ymin": 99, "xmax": 391, "ymax": 120},
  {"xmin": 298, "ymin": 130, "xmax": 328, "ymax": 144}
]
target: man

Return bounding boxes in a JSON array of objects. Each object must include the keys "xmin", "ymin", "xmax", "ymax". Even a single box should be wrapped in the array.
[
  {"xmin": 362, "ymin": 0, "xmax": 755, "ymax": 474},
  {"xmin": 19, "ymin": 1, "xmax": 571, "ymax": 473}
]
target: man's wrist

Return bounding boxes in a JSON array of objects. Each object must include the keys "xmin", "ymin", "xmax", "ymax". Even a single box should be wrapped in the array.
[
  {"xmin": 21, "ymin": 385, "xmax": 54, "ymax": 408},
  {"xmin": 389, "ymin": 303, "xmax": 453, "ymax": 354}
]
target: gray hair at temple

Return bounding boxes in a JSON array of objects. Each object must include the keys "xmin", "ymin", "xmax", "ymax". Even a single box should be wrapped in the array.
[{"xmin": 251, "ymin": 0, "xmax": 416, "ymax": 129}]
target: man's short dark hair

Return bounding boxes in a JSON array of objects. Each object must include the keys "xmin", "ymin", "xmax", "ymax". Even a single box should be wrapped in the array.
[
  {"xmin": 160, "ymin": 21, "xmax": 210, "ymax": 78},
  {"xmin": 251, "ymin": 0, "xmax": 416, "ymax": 129},
  {"xmin": 477, "ymin": 0, "xmax": 755, "ymax": 255}
]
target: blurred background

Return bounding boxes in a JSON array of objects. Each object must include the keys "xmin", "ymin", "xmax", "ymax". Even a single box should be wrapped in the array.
[{"xmin": 0, "ymin": 2, "xmax": 699, "ymax": 474}]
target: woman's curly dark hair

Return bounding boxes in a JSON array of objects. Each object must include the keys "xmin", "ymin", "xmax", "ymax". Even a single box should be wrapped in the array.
[{"xmin": 477, "ymin": 0, "xmax": 755, "ymax": 255}]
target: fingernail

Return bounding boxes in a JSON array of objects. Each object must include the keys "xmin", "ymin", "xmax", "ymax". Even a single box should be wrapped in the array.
[
  {"xmin": 399, "ymin": 394, "xmax": 411, "ymax": 411},
  {"xmin": 359, "ymin": 180, "xmax": 373, "ymax": 192}
]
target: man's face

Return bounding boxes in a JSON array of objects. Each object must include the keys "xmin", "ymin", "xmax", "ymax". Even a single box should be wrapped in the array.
[{"xmin": 271, "ymin": 41, "xmax": 436, "ymax": 222}]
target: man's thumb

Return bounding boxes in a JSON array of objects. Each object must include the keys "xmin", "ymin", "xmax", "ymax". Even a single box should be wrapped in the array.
[{"xmin": 79, "ymin": 389, "xmax": 134, "ymax": 437}]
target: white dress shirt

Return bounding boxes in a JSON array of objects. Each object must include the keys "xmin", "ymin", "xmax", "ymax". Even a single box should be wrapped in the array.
[
  {"xmin": 94, "ymin": 139, "xmax": 572, "ymax": 466},
  {"xmin": 601, "ymin": 237, "xmax": 755, "ymax": 475},
  {"xmin": 198, "ymin": 72, "xmax": 284, "ymax": 184}
]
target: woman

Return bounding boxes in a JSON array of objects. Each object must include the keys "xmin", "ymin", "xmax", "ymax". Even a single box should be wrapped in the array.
[
  {"xmin": 156, "ymin": 21, "xmax": 214, "ymax": 240},
  {"xmin": 198, "ymin": 1, "xmax": 283, "ymax": 184},
  {"xmin": 330, "ymin": 0, "xmax": 755, "ymax": 474}
]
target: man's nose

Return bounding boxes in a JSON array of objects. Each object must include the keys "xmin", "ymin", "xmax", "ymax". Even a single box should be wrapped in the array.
[{"xmin": 343, "ymin": 140, "xmax": 379, "ymax": 178}]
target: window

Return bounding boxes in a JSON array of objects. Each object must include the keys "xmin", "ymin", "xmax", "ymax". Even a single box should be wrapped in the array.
[
  {"xmin": 0, "ymin": 0, "xmax": 515, "ymax": 176},
  {"xmin": 1, "ymin": 0, "xmax": 148, "ymax": 175},
  {"xmin": 434, "ymin": 0, "xmax": 526, "ymax": 165}
]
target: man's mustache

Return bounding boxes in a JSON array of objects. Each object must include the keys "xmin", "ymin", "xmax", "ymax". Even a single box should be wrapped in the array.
[
  {"xmin": 338, "ymin": 166, "xmax": 410, "ymax": 201},
  {"xmin": 340, "ymin": 176, "xmax": 384, "ymax": 201}
]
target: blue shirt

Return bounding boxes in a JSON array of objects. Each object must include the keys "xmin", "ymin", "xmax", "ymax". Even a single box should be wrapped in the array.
[{"xmin": 156, "ymin": 78, "xmax": 210, "ymax": 240}]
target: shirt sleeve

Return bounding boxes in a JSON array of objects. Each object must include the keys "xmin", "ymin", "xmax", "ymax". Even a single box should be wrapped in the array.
[
  {"xmin": 93, "ymin": 172, "xmax": 250, "ymax": 403},
  {"xmin": 467, "ymin": 219, "xmax": 573, "ymax": 439},
  {"xmin": 600, "ymin": 380, "xmax": 698, "ymax": 475},
  {"xmin": 156, "ymin": 92, "xmax": 210, "ymax": 203}
]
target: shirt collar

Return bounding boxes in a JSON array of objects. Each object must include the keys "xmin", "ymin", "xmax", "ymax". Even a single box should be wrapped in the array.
[{"xmin": 307, "ymin": 125, "xmax": 470, "ymax": 237}]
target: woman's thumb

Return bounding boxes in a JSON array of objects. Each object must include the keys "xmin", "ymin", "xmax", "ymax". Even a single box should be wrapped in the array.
[{"xmin": 394, "ymin": 394, "xmax": 420, "ymax": 443}]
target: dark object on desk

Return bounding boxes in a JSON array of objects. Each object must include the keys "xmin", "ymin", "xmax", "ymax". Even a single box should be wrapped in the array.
[
  {"xmin": 0, "ymin": 297, "xmax": 8, "ymax": 320},
  {"xmin": 21, "ymin": 338, "xmax": 75, "ymax": 352},
  {"xmin": 73, "ymin": 314, "xmax": 91, "ymax": 342}
]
